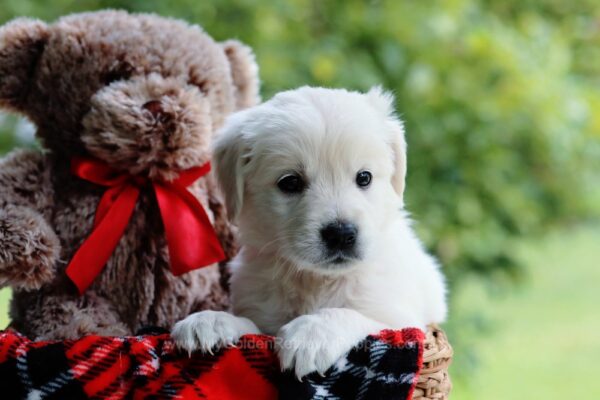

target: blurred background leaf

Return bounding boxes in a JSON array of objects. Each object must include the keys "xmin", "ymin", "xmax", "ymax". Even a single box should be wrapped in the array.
[{"xmin": 1, "ymin": 1, "xmax": 599, "ymax": 398}]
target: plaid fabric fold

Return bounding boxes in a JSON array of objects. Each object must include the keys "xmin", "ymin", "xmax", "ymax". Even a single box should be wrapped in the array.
[{"xmin": 0, "ymin": 328, "xmax": 423, "ymax": 400}]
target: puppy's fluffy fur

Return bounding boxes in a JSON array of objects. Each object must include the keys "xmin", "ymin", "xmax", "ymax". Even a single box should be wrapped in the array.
[{"xmin": 172, "ymin": 86, "xmax": 447, "ymax": 378}]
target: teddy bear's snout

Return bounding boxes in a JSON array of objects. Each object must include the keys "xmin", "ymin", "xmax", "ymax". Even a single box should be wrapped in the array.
[
  {"xmin": 81, "ymin": 74, "xmax": 212, "ymax": 180},
  {"xmin": 142, "ymin": 100, "xmax": 173, "ymax": 127},
  {"xmin": 142, "ymin": 100, "xmax": 164, "ymax": 118}
]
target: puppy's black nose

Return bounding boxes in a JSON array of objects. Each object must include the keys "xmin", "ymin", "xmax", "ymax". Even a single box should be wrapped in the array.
[{"xmin": 320, "ymin": 220, "xmax": 358, "ymax": 251}]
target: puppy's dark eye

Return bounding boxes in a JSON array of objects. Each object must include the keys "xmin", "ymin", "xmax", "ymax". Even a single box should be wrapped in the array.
[
  {"xmin": 277, "ymin": 174, "xmax": 305, "ymax": 194},
  {"xmin": 356, "ymin": 171, "xmax": 372, "ymax": 188}
]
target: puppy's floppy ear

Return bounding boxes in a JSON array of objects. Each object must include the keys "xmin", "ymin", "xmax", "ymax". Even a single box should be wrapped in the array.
[
  {"xmin": 367, "ymin": 86, "xmax": 407, "ymax": 203},
  {"xmin": 213, "ymin": 110, "xmax": 252, "ymax": 221},
  {"xmin": 0, "ymin": 18, "xmax": 49, "ymax": 112},
  {"xmin": 221, "ymin": 40, "xmax": 260, "ymax": 110}
]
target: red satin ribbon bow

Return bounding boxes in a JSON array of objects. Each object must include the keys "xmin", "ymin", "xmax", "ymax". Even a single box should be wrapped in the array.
[{"xmin": 66, "ymin": 157, "xmax": 225, "ymax": 294}]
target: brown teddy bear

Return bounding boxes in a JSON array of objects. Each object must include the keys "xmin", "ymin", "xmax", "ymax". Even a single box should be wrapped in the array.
[{"xmin": 0, "ymin": 10, "xmax": 259, "ymax": 340}]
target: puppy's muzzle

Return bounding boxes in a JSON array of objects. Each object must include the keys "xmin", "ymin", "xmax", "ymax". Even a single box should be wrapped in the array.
[{"xmin": 320, "ymin": 220, "xmax": 358, "ymax": 257}]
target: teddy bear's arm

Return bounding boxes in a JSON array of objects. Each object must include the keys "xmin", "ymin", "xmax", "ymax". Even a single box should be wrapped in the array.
[{"xmin": 0, "ymin": 149, "xmax": 60, "ymax": 290}]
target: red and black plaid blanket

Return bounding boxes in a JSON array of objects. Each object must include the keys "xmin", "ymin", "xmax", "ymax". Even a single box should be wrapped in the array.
[{"xmin": 0, "ymin": 328, "xmax": 424, "ymax": 400}]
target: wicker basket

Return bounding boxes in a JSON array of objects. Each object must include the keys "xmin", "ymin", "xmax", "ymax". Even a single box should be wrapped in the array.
[{"xmin": 413, "ymin": 325, "xmax": 453, "ymax": 400}]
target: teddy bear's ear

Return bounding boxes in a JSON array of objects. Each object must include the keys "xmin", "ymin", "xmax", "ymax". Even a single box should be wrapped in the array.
[
  {"xmin": 221, "ymin": 40, "xmax": 260, "ymax": 110},
  {"xmin": 0, "ymin": 18, "xmax": 49, "ymax": 112}
]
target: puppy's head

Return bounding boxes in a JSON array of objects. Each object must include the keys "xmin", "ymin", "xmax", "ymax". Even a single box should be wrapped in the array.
[{"xmin": 213, "ymin": 86, "xmax": 407, "ymax": 273}]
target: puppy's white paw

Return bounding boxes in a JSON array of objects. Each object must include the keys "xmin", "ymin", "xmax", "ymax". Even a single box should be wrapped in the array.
[
  {"xmin": 171, "ymin": 310, "xmax": 260, "ymax": 355},
  {"xmin": 276, "ymin": 314, "xmax": 357, "ymax": 379}
]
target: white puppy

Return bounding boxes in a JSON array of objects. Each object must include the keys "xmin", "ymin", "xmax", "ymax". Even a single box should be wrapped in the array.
[{"xmin": 172, "ymin": 86, "xmax": 447, "ymax": 378}]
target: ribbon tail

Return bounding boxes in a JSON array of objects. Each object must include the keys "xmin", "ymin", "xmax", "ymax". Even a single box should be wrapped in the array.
[
  {"xmin": 66, "ymin": 185, "xmax": 140, "ymax": 294},
  {"xmin": 94, "ymin": 184, "xmax": 125, "ymax": 227},
  {"xmin": 154, "ymin": 183, "xmax": 225, "ymax": 276}
]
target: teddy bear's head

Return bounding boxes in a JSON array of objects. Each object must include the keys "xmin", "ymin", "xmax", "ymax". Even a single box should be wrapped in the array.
[{"xmin": 0, "ymin": 11, "xmax": 259, "ymax": 180}]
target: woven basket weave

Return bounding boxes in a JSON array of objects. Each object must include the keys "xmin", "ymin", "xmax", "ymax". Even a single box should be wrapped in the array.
[{"xmin": 413, "ymin": 325, "xmax": 453, "ymax": 400}]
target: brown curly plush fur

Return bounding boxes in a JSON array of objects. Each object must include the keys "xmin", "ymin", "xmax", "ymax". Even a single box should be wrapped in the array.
[{"xmin": 0, "ymin": 11, "xmax": 258, "ymax": 340}]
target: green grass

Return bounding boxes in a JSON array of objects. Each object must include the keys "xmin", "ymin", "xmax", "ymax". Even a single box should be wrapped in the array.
[
  {"xmin": 451, "ymin": 225, "xmax": 600, "ymax": 399},
  {"xmin": 0, "ymin": 287, "xmax": 9, "ymax": 329},
  {"xmin": 0, "ymin": 225, "xmax": 598, "ymax": 398}
]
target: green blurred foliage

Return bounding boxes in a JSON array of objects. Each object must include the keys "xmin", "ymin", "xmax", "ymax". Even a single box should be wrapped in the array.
[{"xmin": 1, "ymin": 0, "xmax": 599, "ymax": 288}]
